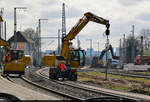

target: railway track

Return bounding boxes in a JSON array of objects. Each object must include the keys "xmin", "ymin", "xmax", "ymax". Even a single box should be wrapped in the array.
[
  {"xmin": 4, "ymin": 67, "xmax": 148, "ymax": 101},
  {"xmin": 4, "ymin": 75, "xmax": 70, "ymax": 100},
  {"xmin": 37, "ymin": 68, "xmax": 145, "ymax": 102},
  {"xmin": 25, "ymin": 68, "xmax": 127, "ymax": 101}
]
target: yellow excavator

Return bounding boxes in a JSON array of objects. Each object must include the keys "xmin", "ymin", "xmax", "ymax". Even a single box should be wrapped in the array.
[
  {"xmin": 0, "ymin": 16, "xmax": 30, "ymax": 77},
  {"xmin": 44, "ymin": 12, "xmax": 110, "ymax": 68},
  {"xmin": 44, "ymin": 12, "xmax": 110, "ymax": 81}
]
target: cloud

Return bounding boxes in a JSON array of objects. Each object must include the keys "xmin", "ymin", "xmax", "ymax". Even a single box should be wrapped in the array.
[
  {"xmin": 118, "ymin": 0, "xmax": 142, "ymax": 6},
  {"xmin": 137, "ymin": 13, "xmax": 150, "ymax": 21},
  {"xmin": 1, "ymin": 0, "xmax": 150, "ymax": 51},
  {"xmin": 66, "ymin": 7, "xmax": 82, "ymax": 18},
  {"xmin": 41, "ymin": 10, "xmax": 61, "ymax": 19}
]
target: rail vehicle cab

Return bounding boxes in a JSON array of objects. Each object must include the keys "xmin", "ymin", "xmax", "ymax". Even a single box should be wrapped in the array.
[
  {"xmin": 2, "ymin": 50, "xmax": 25, "ymax": 77},
  {"xmin": 44, "ymin": 49, "xmax": 85, "ymax": 68},
  {"xmin": 70, "ymin": 49, "xmax": 85, "ymax": 68}
]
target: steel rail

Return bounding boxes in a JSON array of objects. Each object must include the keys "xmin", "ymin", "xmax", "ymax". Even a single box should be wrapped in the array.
[
  {"xmin": 5, "ymin": 75, "xmax": 81, "ymax": 101},
  {"xmin": 38, "ymin": 68, "xmax": 143, "ymax": 102}
]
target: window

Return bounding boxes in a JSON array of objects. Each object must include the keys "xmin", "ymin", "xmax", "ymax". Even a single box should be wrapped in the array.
[
  {"xmin": 79, "ymin": 50, "xmax": 85, "ymax": 66},
  {"xmin": 10, "ymin": 50, "xmax": 23, "ymax": 60}
]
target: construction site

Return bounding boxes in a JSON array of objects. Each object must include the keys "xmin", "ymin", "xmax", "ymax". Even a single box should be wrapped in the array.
[{"xmin": 0, "ymin": 0, "xmax": 150, "ymax": 101}]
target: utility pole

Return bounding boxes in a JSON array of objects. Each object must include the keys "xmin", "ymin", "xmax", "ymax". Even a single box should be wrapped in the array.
[
  {"xmin": 90, "ymin": 39, "xmax": 92, "ymax": 57},
  {"xmin": 141, "ymin": 36, "xmax": 143, "ymax": 58},
  {"xmin": 119, "ymin": 39, "xmax": 122, "ymax": 67},
  {"xmin": 38, "ymin": 19, "xmax": 48, "ymax": 67},
  {"xmin": 86, "ymin": 39, "xmax": 92, "ymax": 57},
  {"xmin": 77, "ymin": 36, "xmax": 80, "ymax": 49},
  {"xmin": 123, "ymin": 34, "xmax": 126, "ymax": 63},
  {"xmin": 62, "ymin": 3, "xmax": 66, "ymax": 42},
  {"xmin": 88, "ymin": 39, "xmax": 92, "ymax": 57},
  {"xmin": 58, "ymin": 29, "xmax": 61, "ymax": 54},
  {"xmin": 0, "ymin": 8, "xmax": 3, "ymax": 66},
  {"xmin": 131, "ymin": 25, "xmax": 135, "ymax": 63},
  {"xmin": 0, "ymin": 8, "xmax": 4, "ymax": 38},
  {"xmin": 4, "ymin": 21, "xmax": 6, "ymax": 40},
  {"xmin": 97, "ymin": 41, "xmax": 100, "ymax": 56},
  {"xmin": 14, "ymin": 7, "xmax": 27, "ymax": 49}
]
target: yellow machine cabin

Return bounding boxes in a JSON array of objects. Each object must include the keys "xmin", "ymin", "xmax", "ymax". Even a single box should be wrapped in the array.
[
  {"xmin": 44, "ymin": 55, "xmax": 57, "ymax": 67},
  {"xmin": 44, "ymin": 12, "xmax": 110, "ymax": 68},
  {"xmin": 2, "ymin": 49, "xmax": 30, "ymax": 77},
  {"xmin": 2, "ymin": 50, "xmax": 25, "ymax": 76},
  {"xmin": 0, "ymin": 16, "xmax": 30, "ymax": 76},
  {"xmin": 44, "ymin": 55, "xmax": 64, "ymax": 67}
]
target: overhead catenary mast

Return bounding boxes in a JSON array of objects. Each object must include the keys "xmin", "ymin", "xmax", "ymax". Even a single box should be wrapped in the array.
[
  {"xmin": 0, "ymin": 8, "xmax": 4, "ymax": 38},
  {"xmin": 62, "ymin": 3, "xmax": 66, "ymax": 42}
]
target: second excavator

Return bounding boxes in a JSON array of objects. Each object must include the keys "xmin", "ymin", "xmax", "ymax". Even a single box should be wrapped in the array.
[{"xmin": 91, "ymin": 44, "xmax": 119, "ymax": 68}]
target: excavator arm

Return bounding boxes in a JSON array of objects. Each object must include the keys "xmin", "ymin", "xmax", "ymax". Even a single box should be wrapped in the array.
[
  {"xmin": 61, "ymin": 12, "xmax": 110, "ymax": 59},
  {"xmin": 64, "ymin": 12, "xmax": 109, "ymax": 41},
  {"xmin": 99, "ymin": 44, "xmax": 119, "ymax": 60}
]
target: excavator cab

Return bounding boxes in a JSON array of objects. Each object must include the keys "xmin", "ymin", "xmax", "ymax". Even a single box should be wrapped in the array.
[
  {"xmin": 70, "ymin": 49, "xmax": 85, "ymax": 67},
  {"xmin": 2, "ymin": 50, "xmax": 26, "ymax": 77}
]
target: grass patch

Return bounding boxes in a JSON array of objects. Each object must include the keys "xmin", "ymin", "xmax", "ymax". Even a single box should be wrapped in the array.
[
  {"xmin": 138, "ymin": 72, "xmax": 150, "ymax": 75},
  {"xmin": 77, "ymin": 71, "xmax": 150, "ymax": 94},
  {"xmin": 78, "ymin": 71, "xmax": 150, "ymax": 84},
  {"xmin": 78, "ymin": 72, "xmax": 131, "ymax": 91},
  {"xmin": 78, "ymin": 77, "xmax": 94, "ymax": 82},
  {"xmin": 105, "ymin": 84, "xmax": 130, "ymax": 91}
]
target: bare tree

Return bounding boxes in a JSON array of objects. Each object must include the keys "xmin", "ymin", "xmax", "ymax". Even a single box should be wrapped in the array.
[
  {"xmin": 139, "ymin": 28, "xmax": 150, "ymax": 55},
  {"xmin": 140, "ymin": 29, "xmax": 150, "ymax": 49},
  {"xmin": 23, "ymin": 28, "xmax": 37, "ymax": 40}
]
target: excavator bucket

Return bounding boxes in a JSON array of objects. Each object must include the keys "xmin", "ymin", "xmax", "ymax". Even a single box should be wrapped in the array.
[{"xmin": 0, "ymin": 16, "xmax": 3, "ymax": 22}]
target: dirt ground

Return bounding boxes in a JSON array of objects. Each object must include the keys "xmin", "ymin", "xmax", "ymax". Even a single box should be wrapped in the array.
[{"xmin": 77, "ymin": 71, "xmax": 150, "ymax": 95}]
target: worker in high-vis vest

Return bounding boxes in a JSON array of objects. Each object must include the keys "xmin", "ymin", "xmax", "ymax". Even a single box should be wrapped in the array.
[
  {"xmin": 60, "ymin": 60, "xmax": 66, "ymax": 71},
  {"xmin": 6, "ymin": 51, "xmax": 11, "ymax": 62}
]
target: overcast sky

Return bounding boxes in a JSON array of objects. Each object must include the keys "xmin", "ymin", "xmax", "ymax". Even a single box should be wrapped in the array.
[{"xmin": 1, "ymin": 0, "xmax": 150, "ymax": 51}]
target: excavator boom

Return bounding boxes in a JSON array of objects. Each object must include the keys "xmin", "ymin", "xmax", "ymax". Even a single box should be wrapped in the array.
[
  {"xmin": 64, "ymin": 12, "xmax": 109, "ymax": 41},
  {"xmin": 99, "ymin": 44, "xmax": 119, "ymax": 60}
]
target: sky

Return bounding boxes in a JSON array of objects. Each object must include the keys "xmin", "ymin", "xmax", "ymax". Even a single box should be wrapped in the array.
[{"xmin": 1, "ymin": 0, "xmax": 150, "ymax": 51}]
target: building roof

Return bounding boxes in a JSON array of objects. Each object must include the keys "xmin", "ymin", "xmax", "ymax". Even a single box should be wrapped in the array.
[{"xmin": 8, "ymin": 31, "xmax": 34, "ymax": 43}]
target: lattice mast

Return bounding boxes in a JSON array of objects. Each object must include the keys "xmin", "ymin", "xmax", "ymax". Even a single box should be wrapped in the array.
[{"xmin": 62, "ymin": 3, "xmax": 66, "ymax": 41}]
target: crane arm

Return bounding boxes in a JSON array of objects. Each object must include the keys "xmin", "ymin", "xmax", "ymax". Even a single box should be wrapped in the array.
[{"xmin": 64, "ymin": 12, "xmax": 110, "ymax": 41}]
